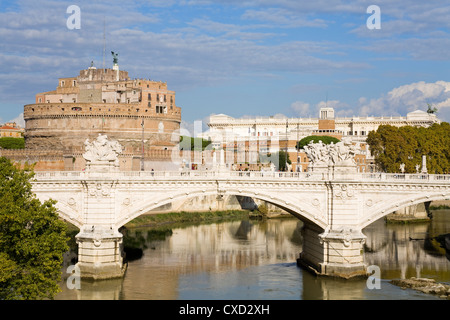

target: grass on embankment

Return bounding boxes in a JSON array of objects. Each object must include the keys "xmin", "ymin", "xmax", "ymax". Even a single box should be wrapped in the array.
[
  {"xmin": 430, "ymin": 205, "xmax": 450, "ymax": 210},
  {"xmin": 124, "ymin": 210, "xmax": 254, "ymax": 229}
]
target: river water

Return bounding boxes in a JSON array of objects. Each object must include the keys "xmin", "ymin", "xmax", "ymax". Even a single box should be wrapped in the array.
[{"xmin": 56, "ymin": 210, "xmax": 450, "ymax": 300}]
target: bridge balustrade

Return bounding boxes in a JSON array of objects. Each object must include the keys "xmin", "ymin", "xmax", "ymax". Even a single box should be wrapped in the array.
[{"xmin": 33, "ymin": 170, "xmax": 450, "ymax": 182}]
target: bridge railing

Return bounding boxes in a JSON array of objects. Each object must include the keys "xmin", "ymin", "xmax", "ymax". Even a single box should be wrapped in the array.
[
  {"xmin": 33, "ymin": 170, "xmax": 327, "ymax": 180},
  {"xmin": 32, "ymin": 170, "xmax": 450, "ymax": 182},
  {"xmin": 361, "ymin": 173, "xmax": 450, "ymax": 181}
]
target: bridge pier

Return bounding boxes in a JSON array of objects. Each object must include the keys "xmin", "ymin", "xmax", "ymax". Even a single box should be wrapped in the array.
[
  {"xmin": 75, "ymin": 227, "xmax": 126, "ymax": 280},
  {"xmin": 298, "ymin": 223, "xmax": 367, "ymax": 279}
]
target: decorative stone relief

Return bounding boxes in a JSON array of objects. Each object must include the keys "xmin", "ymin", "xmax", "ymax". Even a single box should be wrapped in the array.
[
  {"xmin": 83, "ymin": 134, "xmax": 123, "ymax": 167},
  {"xmin": 87, "ymin": 183, "xmax": 112, "ymax": 198},
  {"xmin": 68, "ymin": 197, "xmax": 76, "ymax": 206},
  {"xmin": 303, "ymin": 138, "xmax": 357, "ymax": 168},
  {"xmin": 335, "ymin": 184, "xmax": 355, "ymax": 201}
]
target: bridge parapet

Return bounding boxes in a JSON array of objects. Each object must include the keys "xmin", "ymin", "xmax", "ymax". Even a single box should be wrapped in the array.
[{"xmin": 33, "ymin": 170, "xmax": 450, "ymax": 182}]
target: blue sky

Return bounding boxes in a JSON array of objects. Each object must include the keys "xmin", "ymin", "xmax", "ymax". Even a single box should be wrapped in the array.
[{"xmin": 1, "ymin": 0, "xmax": 450, "ymax": 130}]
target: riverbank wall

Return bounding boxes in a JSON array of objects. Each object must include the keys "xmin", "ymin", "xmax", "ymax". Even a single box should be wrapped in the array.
[
  {"xmin": 146, "ymin": 194, "xmax": 290, "ymax": 217},
  {"xmin": 386, "ymin": 200, "xmax": 450, "ymax": 223}
]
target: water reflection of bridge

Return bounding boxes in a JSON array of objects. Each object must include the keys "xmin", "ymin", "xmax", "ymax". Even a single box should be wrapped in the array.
[
  {"xmin": 57, "ymin": 213, "xmax": 450, "ymax": 300},
  {"xmin": 364, "ymin": 210, "xmax": 450, "ymax": 280}
]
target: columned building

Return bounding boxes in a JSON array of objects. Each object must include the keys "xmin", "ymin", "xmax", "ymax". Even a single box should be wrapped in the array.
[{"xmin": 202, "ymin": 108, "xmax": 440, "ymax": 172}]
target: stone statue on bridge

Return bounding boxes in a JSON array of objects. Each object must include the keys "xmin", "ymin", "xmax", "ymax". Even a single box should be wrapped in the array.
[
  {"xmin": 83, "ymin": 134, "xmax": 123, "ymax": 171},
  {"xmin": 303, "ymin": 139, "xmax": 357, "ymax": 174}
]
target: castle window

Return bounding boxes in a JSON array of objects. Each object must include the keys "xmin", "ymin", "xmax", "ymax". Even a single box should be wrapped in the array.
[
  {"xmin": 73, "ymin": 80, "xmax": 76, "ymax": 86},
  {"xmin": 148, "ymin": 93, "xmax": 151, "ymax": 100},
  {"xmin": 72, "ymin": 107, "xmax": 82, "ymax": 111},
  {"xmin": 38, "ymin": 98, "xmax": 42, "ymax": 103}
]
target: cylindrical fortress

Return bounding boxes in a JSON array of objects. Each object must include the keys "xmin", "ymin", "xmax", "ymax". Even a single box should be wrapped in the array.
[
  {"xmin": 24, "ymin": 65, "xmax": 181, "ymax": 152},
  {"xmin": 23, "ymin": 103, "xmax": 181, "ymax": 151}
]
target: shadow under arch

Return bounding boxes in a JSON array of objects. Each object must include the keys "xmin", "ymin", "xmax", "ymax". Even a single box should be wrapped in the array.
[
  {"xmin": 116, "ymin": 189, "xmax": 327, "ymax": 230},
  {"xmin": 359, "ymin": 192, "xmax": 449, "ymax": 230}
]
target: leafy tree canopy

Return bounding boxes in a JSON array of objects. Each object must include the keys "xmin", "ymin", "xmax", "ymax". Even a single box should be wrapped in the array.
[
  {"xmin": 259, "ymin": 150, "xmax": 291, "ymax": 171},
  {"xmin": 366, "ymin": 123, "xmax": 450, "ymax": 174},
  {"xmin": 0, "ymin": 157, "xmax": 69, "ymax": 300},
  {"xmin": 179, "ymin": 136, "xmax": 212, "ymax": 151},
  {"xmin": 296, "ymin": 135, "xmax": 340, "ymax": 150},
  {"xmin": 0, "ymin": 137, "xmax": 25, "ymax": 149}
]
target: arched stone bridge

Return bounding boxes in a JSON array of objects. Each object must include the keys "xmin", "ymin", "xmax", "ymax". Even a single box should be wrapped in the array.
[{"xmin": 31, "ymin": 169, "xmax": 450, "ymax": 280}]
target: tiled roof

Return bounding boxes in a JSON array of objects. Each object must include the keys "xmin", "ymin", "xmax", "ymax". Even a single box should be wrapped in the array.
[{"xmin": 0, "ymin": 126, "xmax": 20, "ymax": 130}]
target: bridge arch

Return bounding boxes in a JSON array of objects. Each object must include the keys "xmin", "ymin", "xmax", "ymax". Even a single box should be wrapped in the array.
[
  {"xmin": 116, "ymin": 188, "xmax": 327, "ymax": 230},
  {"xmin": 36, "ymin": 196, "xmax": 84, "ymax": 229},
  {"xmin": 359, "ymin": 191, "xmax": 450, "ymax": 230}
]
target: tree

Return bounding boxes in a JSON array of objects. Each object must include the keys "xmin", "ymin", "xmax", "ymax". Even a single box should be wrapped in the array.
[
  {"xmin": 366, "ymin": 123, "xmax": 450, "ymax": 173},
  {"xmin": 0, "ymin": 157, "xmax": 69, "ymax": 300},
  {"xmin": 179, "ymin": 136, "xmax": 212, "ymax": 151},
  {"xmin": 296, "ymin": 135, "xmax": 340, "ymax": 150},
  {"xmin": 270, "ymin": 150, "xmax": 291, "ymax": 171},
  {"xmin": 0, "ymin": 137, "xmax": 25, "ymax": 149}
]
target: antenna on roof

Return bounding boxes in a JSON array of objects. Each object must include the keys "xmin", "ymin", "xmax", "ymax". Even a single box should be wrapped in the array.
[{"xmin": 102, "ymin": 18, "xmax": 106, "ymax": 71}]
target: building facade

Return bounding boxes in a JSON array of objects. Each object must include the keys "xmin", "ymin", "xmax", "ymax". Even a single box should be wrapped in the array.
[
  {"xmin": 201, "ymin": 108, "xmax": 440, "ymax": 172},
  {"xmin": 0, "ymin": 122, "xmax": 23, "ymax": 138}
]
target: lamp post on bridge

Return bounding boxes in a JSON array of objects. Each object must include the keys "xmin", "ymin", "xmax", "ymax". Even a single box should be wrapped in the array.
[{"xmin": 141, "ymin": 118, "xmax": 144, "ymax": 171}]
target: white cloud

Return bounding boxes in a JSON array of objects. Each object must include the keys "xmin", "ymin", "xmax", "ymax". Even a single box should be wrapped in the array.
[
  {"xmin": 356, "ymin": 81, "xmax": 450, "ymax": 120},
  {"xmin": 288, "ymin": 81, "xmax": 450, "ymax": 122},
  {"xmin": 9, "ymin": 113, "xmax": 25, "ymax": 128},
  {"xmin": 290, "ymin": 101, "xmax": 310, "ymax": 116}
]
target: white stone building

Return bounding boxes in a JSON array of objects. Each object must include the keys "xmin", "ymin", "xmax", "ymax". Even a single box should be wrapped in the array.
[{"xmin": 202, "ymin": 108, "xmax": 440, "ymax": 146}]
